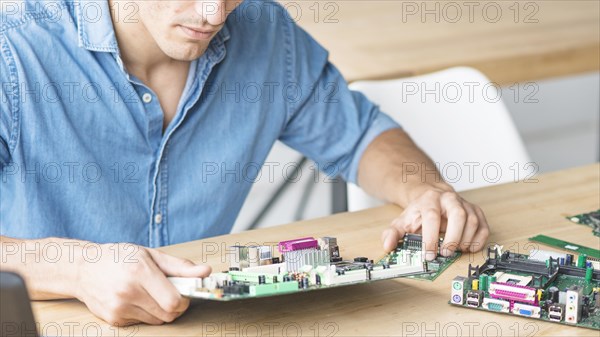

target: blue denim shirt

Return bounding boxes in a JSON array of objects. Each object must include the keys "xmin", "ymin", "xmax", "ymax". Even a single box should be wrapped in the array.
[{"xmin": 0, "ymin": 0, "xmax": 399, "ymax": 247}]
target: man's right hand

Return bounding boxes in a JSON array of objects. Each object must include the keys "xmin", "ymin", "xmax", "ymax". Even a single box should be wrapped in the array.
[{"xmin": 74, "ymin": 243, "xmax": 211, "ymax": 326}]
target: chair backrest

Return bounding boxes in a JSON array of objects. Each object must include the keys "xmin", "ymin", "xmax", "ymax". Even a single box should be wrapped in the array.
[{"xmin": 348, "ymin": 67, "xmax": 531, "ymax": 211}]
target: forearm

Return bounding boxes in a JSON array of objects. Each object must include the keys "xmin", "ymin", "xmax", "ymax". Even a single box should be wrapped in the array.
[
  {"xmin": 357, "ymin": 128, "xmax": 453, "ymax": 207},
  {"xmin": 0, "ymin": 235, "xmax": 82, "ymax": 300}
]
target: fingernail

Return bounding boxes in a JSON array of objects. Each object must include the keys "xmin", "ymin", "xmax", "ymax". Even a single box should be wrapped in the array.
[
  {"xmin": 441, "ymin": 247, "xmax": 451, "ymax": 257},
  {"xmin": 426, "ymin": 251, "xmax": 436, "ymax": 261}
]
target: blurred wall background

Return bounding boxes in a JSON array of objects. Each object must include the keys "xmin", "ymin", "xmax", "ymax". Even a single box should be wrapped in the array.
[{"xmin": 232, "ymin": 71, "xmax": 600, "ymax": 232}]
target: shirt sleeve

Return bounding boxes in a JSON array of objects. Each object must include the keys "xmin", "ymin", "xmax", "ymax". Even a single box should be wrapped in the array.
[
  {"xmin": 0, "ymin": 37, "xmax": 14, "ymax": 168},
  {"xmin": 278, "ymin": 24, "xmax": 401, "ymax": 184}
]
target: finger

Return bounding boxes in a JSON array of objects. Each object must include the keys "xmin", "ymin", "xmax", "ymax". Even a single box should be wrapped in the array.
[
  {"xmin": 140, "ymin": 260, "xmax": 192, "ymax": 314},
  {"xmin": 133, "ymin": 286, "xmax": 187, "ymax": 323},
  {"xmin": 458, "ymin": 203, "xmax": 479, "ymax": 251},
  {"xmin": 469, "ymin": 207, "xmax": 490, "ymax": 252},
  {"xmin": 382, "ymin": 225, "xmax": 405, "ymax": 252},
  {"xmin": 147, "ymin": 249, "xmax": 212, "ymax": 277},
  {"xmin": 440, "ymin": 194, "xmax": 467, "ymax": 256},
  {"xmin": 123, "ymin": 305, "xmax": 165, "ymax": 326},
  {"xmin": 420, "ymin": 203, "xmax": 442, "ymax": 261}
]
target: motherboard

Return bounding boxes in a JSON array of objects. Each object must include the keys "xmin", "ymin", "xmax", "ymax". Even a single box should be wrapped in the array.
[
  {"xmin": 450, "ymin": 245, "xmax": 600, "ymax": 330},
  {"xmin": 568, "ymin": 209, "xmax": 600, "ymax": 237},
  {"xmin": 170, "ymin": 234, "xmax": 459, "ymax": 301}
]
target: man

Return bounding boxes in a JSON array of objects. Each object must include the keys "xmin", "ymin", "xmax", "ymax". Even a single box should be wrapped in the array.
[{"xmin": 0, "ymin": 0, "xmax": 489, "ymax": 326}]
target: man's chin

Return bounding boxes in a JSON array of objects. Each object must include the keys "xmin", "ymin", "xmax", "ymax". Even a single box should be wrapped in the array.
[{"xmin": 163, "ymin": 42, "xmax": 210, "ymax": 61}]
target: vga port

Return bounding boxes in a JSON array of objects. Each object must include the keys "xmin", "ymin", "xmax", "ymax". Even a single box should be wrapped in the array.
[{"xmin": 512, "ymin": 303, "xmax": 541, "ymax": 318}]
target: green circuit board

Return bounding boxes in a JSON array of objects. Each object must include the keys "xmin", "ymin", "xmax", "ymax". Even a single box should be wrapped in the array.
[
  {"xmin": 170, "ymin": 234, "xmax": 459, "ymax": 301},
  {"xmin": 450, "ymin": 246, "xmax": 600, "ymax": 330},
  {"xmin": 568, "ymin": 209, "xmax": 600, "ymax": 237},
  {"xmin": 529, "ymin": 235, "xmax": 600, "ymax": 259}
]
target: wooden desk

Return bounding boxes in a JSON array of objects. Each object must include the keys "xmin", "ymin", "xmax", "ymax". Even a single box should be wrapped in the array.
[
  {"xmin": 32, "ymin": 163, "xmax": 599, "ymax": 336},
  {"xmin": 280, "ymin": 1, "xmax": 600, "ymax": 84}
]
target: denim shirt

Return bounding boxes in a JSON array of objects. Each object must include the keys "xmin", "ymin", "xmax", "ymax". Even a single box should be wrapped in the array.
[{"xmin": 0, "ymin": 0, "xmax": 400, "ymax": 247}]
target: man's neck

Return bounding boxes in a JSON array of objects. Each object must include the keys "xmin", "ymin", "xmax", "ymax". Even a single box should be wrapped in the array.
[{"xmin": 109, "ymin": 1, "xmax": 189, "ymax": 84}]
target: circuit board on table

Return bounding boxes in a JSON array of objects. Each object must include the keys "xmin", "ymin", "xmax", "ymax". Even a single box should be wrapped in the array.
[
  {"xmin": 169, "ymin": 234, "xmax": 459, "ymax": 301},
  {"xmin": 450, "ymin": 245, "xmax": 600, "ymax": 330},
  {"xmin": 568, "ymin": 209, "xmax": 600, "ymax": 237}
]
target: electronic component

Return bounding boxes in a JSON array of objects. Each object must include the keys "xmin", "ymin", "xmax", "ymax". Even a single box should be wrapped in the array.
[
  {"xmin": 548, "ymin": 303, "xmax": 565, "ymax": 322},
  {"xmin": 528, "ymin": 249, "xmax": 567, "ymax": 263},
  {"xmin": 513, "ymin": 302, "xmax": 541, "ymax": 318},
  {"xmin": 282, "ymin": 248, "xmax": 329, "ymax": 272},
  {"xmin": 318, "ymin": 237, "xmax": 342, "ymax": 262},
  {"xmin": 482, "ymin": 298, "xmax": 510, "ymax": 312},
  {"xmin": 548, "ymin": 286, "xmax": 560, "ymax": 303},
  {"xmin": 565, "ymin": 286, "xmax": 583, "ymax": 324},
  {"xmin": 466, "ymin": 290, "xmax": 483, "ymax": 307},
  {"xmin": 529, "ymin": 235, "xmax": 600, "ymax": 259},
  {"xmin": 568, "ymin": 209, "xmax": 600, "ymax": 237},
  {"xmin": 278, "ymin": 237, "xmax": 318, "ymax": 252},
  {"xmin": 450, "ymin": 246, "xmax": 600, "ymax": 330},
  {"xmin": 451, "ymin": 276, "xmax": 467, "ymax": 305},
  {"xmin": 170, "ymin": 233, "xmax": 459, "ymax": 301},
  {"xmin": 227, "ymin": 245, "xmax": 273, "ymax": 269}
]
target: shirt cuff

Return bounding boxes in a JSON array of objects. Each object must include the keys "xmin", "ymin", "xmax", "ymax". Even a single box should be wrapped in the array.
[{"xmin": 346, "ymin": 112, "xmax": 401, "ymax": 185}]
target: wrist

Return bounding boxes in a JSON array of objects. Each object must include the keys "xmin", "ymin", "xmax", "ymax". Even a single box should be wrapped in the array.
[{"xmin": 43, "ymin": 237, "xmax": 87, "ymax": 300}]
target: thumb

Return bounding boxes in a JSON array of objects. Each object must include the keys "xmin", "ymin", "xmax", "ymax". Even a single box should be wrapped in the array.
[
  {"xmin": 382, "ymin": 226, "xmax": 404, "ymax": 253},
  {"xmin": 147, "ymin": 249, "xmax": 212, "ymax": 278}
]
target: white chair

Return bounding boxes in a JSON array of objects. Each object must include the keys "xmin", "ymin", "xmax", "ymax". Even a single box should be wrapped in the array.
[{"xmin": 348, "ymin": 67, "xmax": 531, "ymax": 211}]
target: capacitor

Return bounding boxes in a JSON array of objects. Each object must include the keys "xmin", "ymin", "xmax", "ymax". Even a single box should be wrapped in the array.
[
  {"xmin": 586, "ymin": 267, "xmax": 593, "ymax": 283},
  {"xmin": 272, "ymin": 276, "xmax": 278, "ymax": 283},
  {"xmin": 559, "ymin": 257, "xmax": 565, "ymax": 265},
  {"xmin": 258, "ymin": 275, "xmax": 266, "ymax": 284},
  {"xmin": 566, "ymin": 254, "xmax": 573, "ymax": 265},
  {"xmin": 577, "ymin": 254, "xmax": 587, "ymax": 268},
  {"xmin": 302, "ymin": 277, "xmax": 309, "ymax": 289},
  {"xmin": 315, "ymin": 274, "xmax": 321, "ymax": 286},
  {"xmin": 472, "ymin": 279, "xmax": 479, "ymax": 290},
  {"xmin": 548, "ymin": 286, "xmax": 560, "ymax": 303},
  {"xmin": 283, "ymin": 275, "xmax": 291, "ymax": 282}
]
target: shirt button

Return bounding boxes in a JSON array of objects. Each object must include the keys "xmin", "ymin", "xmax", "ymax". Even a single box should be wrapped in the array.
[
  {"xmin": 154, "ymin": 213, "xmax": 163, "ymax": 224},
  {"xmin": 142, "ymin": 93, "xmax": 152, "ymax": 103}
]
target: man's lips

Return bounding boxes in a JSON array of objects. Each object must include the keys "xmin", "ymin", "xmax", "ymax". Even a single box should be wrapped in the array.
[{"xmin": 179, "ymin": 25, "xmax": 216, "ymax": 40}]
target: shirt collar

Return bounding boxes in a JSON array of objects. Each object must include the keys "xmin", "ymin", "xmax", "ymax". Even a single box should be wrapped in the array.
[
  {"xmin": 75, "ymin": 0, "xmax": 231, "ymax": 53},
  {"xmin": 75, "ymin": 0, "xmax": 119, "ymax": 52}
]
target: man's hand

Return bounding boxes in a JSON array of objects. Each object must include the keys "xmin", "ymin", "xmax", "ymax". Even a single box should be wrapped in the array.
[
  {"xmin": 75, "ymin": 244, "xmax": 211, "ymax": 326},
  {"xmin": 381, "ymin": 187, "xmax": 490, "ymax": 260},
  {"xmin": 356, "ymin": 129, "xmax": 491, "ymax": 260}
]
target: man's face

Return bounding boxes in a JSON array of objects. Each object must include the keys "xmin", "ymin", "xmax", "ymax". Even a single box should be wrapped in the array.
[{"xmin": 136, "ymin": 1, "xmax": 241, "ymax": 61}]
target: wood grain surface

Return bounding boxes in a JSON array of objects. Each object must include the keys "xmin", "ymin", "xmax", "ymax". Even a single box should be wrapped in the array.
[{"xmin": 31, "ymin": 163, "xmax": 600, "ymax": 336}]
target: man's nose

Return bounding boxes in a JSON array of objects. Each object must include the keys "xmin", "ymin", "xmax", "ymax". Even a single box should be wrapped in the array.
[{"xmin": 194, "ymin": 1, "xmax": 228, "ymax": 26}]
